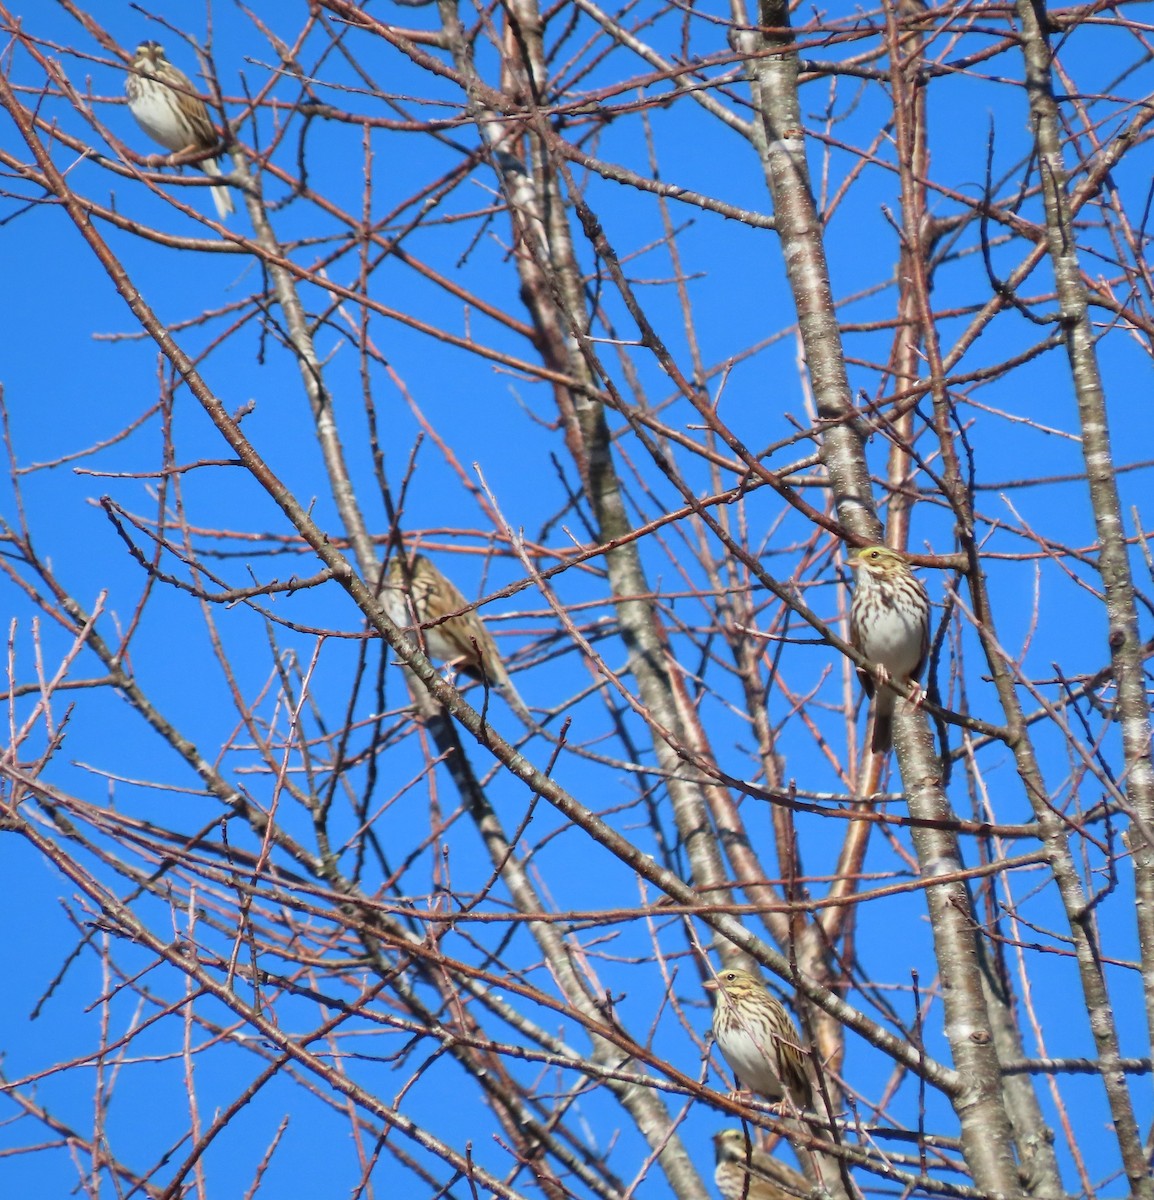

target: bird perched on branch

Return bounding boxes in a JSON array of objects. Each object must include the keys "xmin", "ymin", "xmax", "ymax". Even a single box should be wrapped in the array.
[
  {"xmin": 712, "ymin": 1129, "xmax": 809, "ymax": 1200},
  {"xmin": 848, "ymin": 544, "xmax": 930, "ymax": 754},
  {"xmin": 382, "ymin": 554, "xmax": 533, "ymax": 726},
  {"xmin": 125, "ymin": 41, "xmax": 234, "ymax": 219},
  {"xmin": 705, "ymin": 968, "xmax": 812, "ymax": 1110}
]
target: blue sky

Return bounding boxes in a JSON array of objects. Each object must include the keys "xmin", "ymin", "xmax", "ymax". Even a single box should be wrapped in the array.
[{"xmin": 1, "ymin": 3, "xmax": 1152, "ymax": 1197}]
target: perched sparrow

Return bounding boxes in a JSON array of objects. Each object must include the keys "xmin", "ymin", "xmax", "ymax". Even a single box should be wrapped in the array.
[
  {"xmin": 383, "ymin": 554, "xmax": 532, "ymax": 724},
  {"xmin": 705, "ymin": 968, "xmax": 812, "ymax": 1110},
  {"xmin": 712, "ymin": 1129, "xmax": 808, "ymax": 1200},
  {"xmin": 125, "ymin": 41, "xmax": 233, "ymax": 219},
  {"xmin": 848, "ymin": 545, "xmax": 930, "ymax": 754}
]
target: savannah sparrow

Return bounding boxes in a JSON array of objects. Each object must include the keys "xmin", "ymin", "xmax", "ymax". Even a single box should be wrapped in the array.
[
  {"xmin": 125, "ymin": 41, "xmax": 234, "ymax": 219},
  {"xmin": 848, "ymin": 545, "xmax": 930, "ymax": 754},
  {"xmin": 705, "ymin": 968, "xmax": 812, "ymax": 1109},
  {"xmin": 383, "ymin": 554, "xmax": 532, "ymax": 724},
  {"xmin": 712, "ymin": 1129, "xmax": 808, "ymax": 1200}
]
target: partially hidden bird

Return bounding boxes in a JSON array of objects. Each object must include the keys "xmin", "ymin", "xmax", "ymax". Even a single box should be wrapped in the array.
[
  {"xmin": 705, "ymin": 968, "xmax": 812, "ymax": 1110},
  {"xmin": 848, "ymin": 544, "xmax": 930, "ymax": 754},
  {"xmin": 712, "ymin": 1129, "xmax": 809, "ymax": 1200},
  {"xmin": 382, "ymin": 554, "xmax": 533, "ymax": 725},
  {"xmin": 125, "ymin": 41, "xmax": 234, "ymax": 219}
]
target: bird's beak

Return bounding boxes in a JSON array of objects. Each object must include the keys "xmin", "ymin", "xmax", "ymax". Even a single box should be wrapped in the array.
[
  {"xmin": 847, "ymin": 558, "xmax": 860, "ymax": 570},
  {"xmin": 703, "ymin": 979, "xmax": 718, "ymax": 992}
]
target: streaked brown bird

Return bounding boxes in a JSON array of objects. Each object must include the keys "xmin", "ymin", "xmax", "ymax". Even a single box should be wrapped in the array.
[
  {"xmin": 712, "ymin": 1129, "xmax": 809, "ymax": 1200},
  {"xmin": 705, "ymin": 968, "xmax": 812, "ymax": 1110},
  {"xmin": 383, "ymin": 554, "xmax": 532, "ymax": 724},
  {"xmin": 125, "ymin": 41, "xmax": 233, "ymax": 219},
  {"xmin": 848, "ymin": 544, "xmax": 930, "ymax": 754}
]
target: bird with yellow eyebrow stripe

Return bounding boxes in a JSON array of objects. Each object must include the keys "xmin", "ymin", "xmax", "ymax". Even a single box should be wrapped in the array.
[{"xmin": 847, "ymin": 545, "xmax": 930, "ymax": 754}]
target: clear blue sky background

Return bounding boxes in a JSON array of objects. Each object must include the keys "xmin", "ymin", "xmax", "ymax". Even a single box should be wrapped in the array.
[{"xmin": 1, "ymin": 2, "xmax": 1152, "ymax": 1196}]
